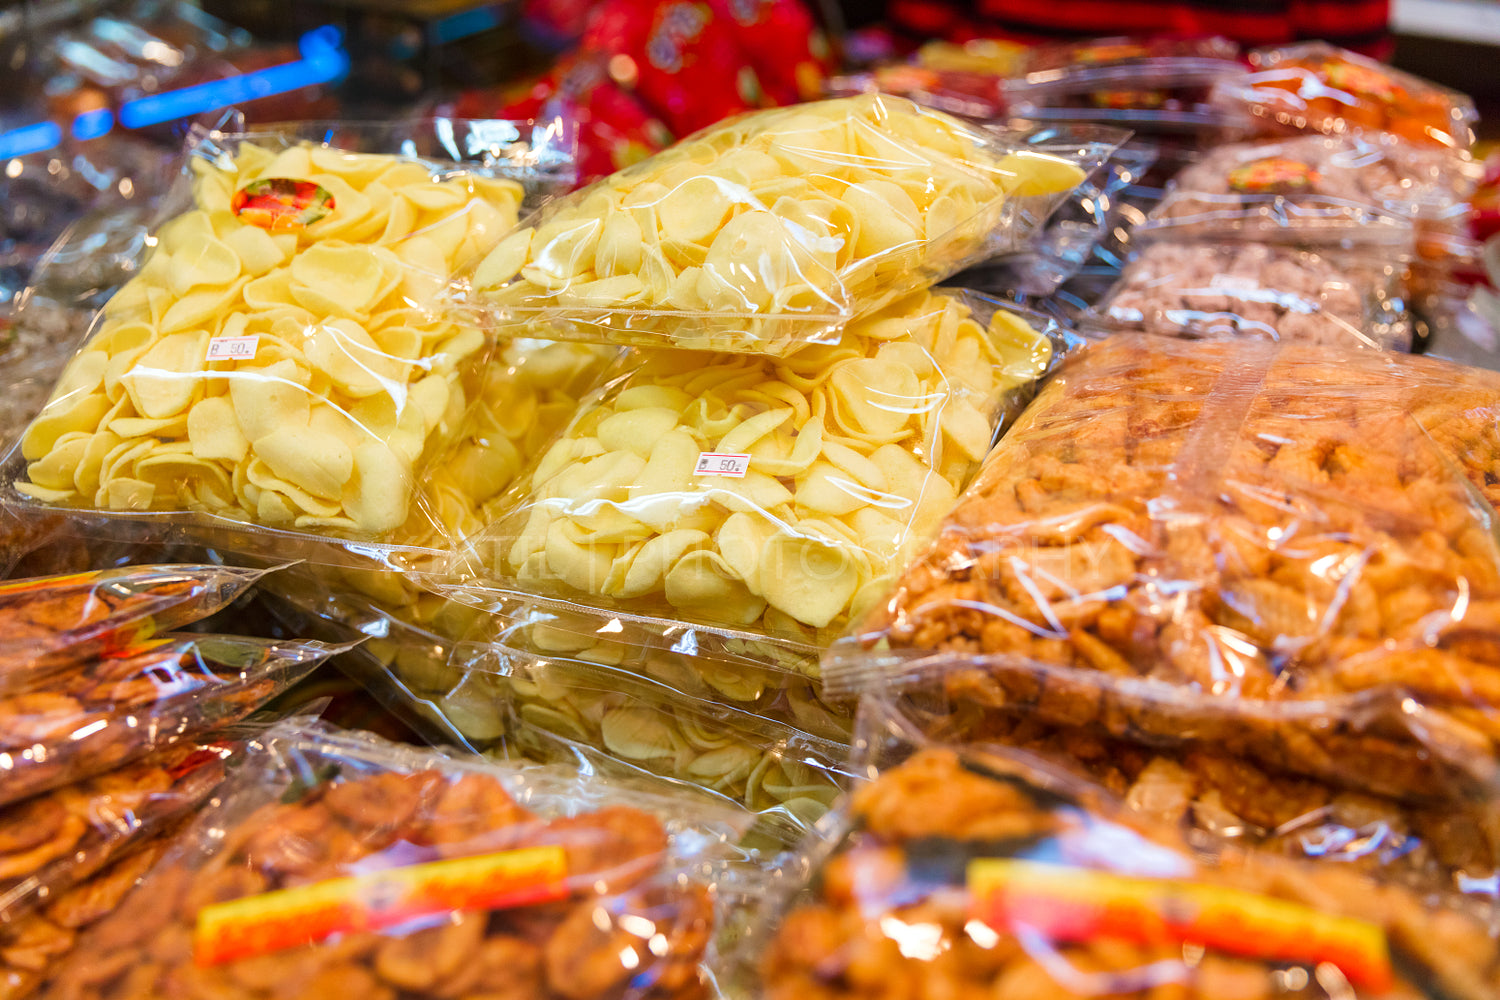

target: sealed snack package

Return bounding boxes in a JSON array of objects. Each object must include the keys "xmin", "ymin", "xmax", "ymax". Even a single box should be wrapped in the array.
[
  {"xmin": 580, "ymin": 0, "xmax": 770, "ymax": 138},
  {"xmin": 0, "ymin": 832, "xmax": 177, "ymax": 1000},
  {"xmin": 490, "ymin": 600, "xmax": 853, "ymax": 742},
  {"xmin": 1092, "ymin": 241, "xmax": 1409, "ymax": 348},
  {"xmin": 752, "ymin": 724, "xmax": 1500, "ymax": 1000},
  {"xmin": 38, "ymin": 719, "xmax": 748, "ymax": 1000},
  {"xmin": 823, "ymin": 66, "xmax": 1008, "ymax": 119},
  {"xmin": 0, "ymin": 740, "xmax": 232, "ymax": 922},
  {"xmin": 467, "ymin": 95, "xmax": 1107, "ymax": 353},
  {"xmin": 1140, "ymin": 134, "xmax": 1459, "ymax": 241},
  {"xmin": 3, "ymin": 118, "xmax": 573, "ymax": 565},
  {"xmin": 470, "ymin": 644, "xmax": 851, "ymax": 831},
  {"xmin": 1005, "ymin": 35, "xmax": 1246, "ymax": 132},
  {"xmin": 0, "ymin": 563, "xmax": 270, "ymax": 693},
  {"xmin": 1215, "ymin": 41, "xmax": 1478, "ymax": 152},
  {"xmin": 0, "ymin": 632, "xmax": 341, "ymax": 808},
  {"xmin": 439, "ymin": 289, "xmax": 1067, "ymax": 659},
  {"xmin": 827, "ymin": 335, "xmax": 1500, "ymax": 804},
  {"xmin": 917, "ymin": 708, "xmax": 1500, "ymax": 904}
]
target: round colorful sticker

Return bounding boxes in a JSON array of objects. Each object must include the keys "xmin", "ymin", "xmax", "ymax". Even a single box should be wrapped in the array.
[
  {"xmin": 231, "ymin": 178, "xmax": 336, "ymax": 231},
  {"xmin": 1322, "ymin": 59, "xmax": 1398, "ymax": 103},
  {"xmin": 1229, "ymin": 157, "xmax": 1321, "ymax": 195}
]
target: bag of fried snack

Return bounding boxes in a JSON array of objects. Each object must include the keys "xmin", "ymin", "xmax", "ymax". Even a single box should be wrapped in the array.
[
  {"xmin": 1090, "ymin": 241, "xmax": 1411, "ymax": 348},
  {"xmin": 826, "ymin": 334, "xmax": 1500, "ymax": 807},
  {"xmin": 0, "ymin": 632, "xmax": 345, "ymax": 808},
  {"xmin": 1139, "ymin": 134, "xmax": 1465, "ymax": 244},
  {"xmin": 0, "ymin": 564, "xmax": 270, "ymax": 693},
  {"xmin": 433, "ymin": 289, "xmax": 1069, "ymax": 675},
  {"xmin": 465, "ymin": 95, "xmax": 1113, "ymax": 353},
  {"xmin": 37, "ymin": 718, "xmax": 749, "ymax": 1000},
  {"xmin": 1212, "ymin": 41, "xmax": 1478, "ymax": 153},
  {"xmin": 0, "ymin": 741, "xmax": 233, "ymax": 924},
  {"xmin": 748, "ymin": 711, "xmax": 1500, "ymax": 1000},
  {"xmin": 1, "ymin": 832, "xmax": 178, "ymax": 1000},
  {"xmin": 466, "ymin": 642, "xmax": 853, "ymax": 835},
  {"xmin": 2, "ymin": 118, "xmax": 574, "ymax": 567},
  {"xmin": 884, "ymin": 701, "xmax": 1500, "ymax": 906}
]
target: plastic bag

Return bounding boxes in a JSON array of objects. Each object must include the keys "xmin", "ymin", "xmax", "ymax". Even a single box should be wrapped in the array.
[
  {"xmin": 470, "ymin": 644, "xmax": 853, "ymax": 832},
  {"xmin": 489, "ymin": 600, "xmax": 853, "ymax": 742},
  {"xmin": 438, "ymin": 289, "xmax": 1068, "ymax": 659},
  {"xmin": 749, "ymin": 716, "xmax": 1500, "ymax": 1000},
  {"xmin": 1005, "ymin": 36, "xmax": 1246, "ymax": 132},
  {"xmin": 901, "ymin": 706, "xmax": 1500, "ymax": 904},
  {"xmin": 1092, "ymin": 241, "xmax": 1410, "ymax": 348},
  {"xmin": 0, "ymin": 739, "xmax": 232, "ymax": 922},
  {"xmin": 0, "ymin": 632, "xmax": 341, "ymax": 808},
  {"xmin": 1139, "ymin": 134, "xmax": 1456, "ymax": 241},
  {"xmin": 826, "ymin": 335, "xmax": 1500, "ymax": 805},
  {"xmin": 0, "ymin": 831, "xmax": 177, "ymax": 1000},
  {"xmin": 0, "ymin": 563, "xmax": 270, "ymax": 693},
  {"xmin": 467, "ymin": 95, "xmax": 1108, "ymax": 353},
  {"xmin": 1214, "ymin": 41, "xmax": 1478, "ymax": 153},
  {"xmin": 37, "ymin": 718, "xmax": 749, "ymax": 1000},
  {"xmin": 2, "ymin": 117, "xmax": 573, "ymax": 566}
]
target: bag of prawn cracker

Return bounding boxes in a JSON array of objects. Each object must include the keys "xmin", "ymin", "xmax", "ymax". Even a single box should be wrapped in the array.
[
  {"xmin": 744, "ymin": 713, "xmax": 1500, "ymax": 1000},
  {"xmin": 825, "ymin": 335, "xmax": 1500, "ymax": 824},
  {"xmin": 466, "ymin": 95, "xmax": 1111, "ymax": 354},
  {"xmin": 1, "ymin": 118, "xmax": 577, "ymax": 571},
  {"xmin": 37, "ymin": 719, "xmax": 751, "ymax": 1000},
  {"xmin": 0, "ymin": 633, "xmax": 347, "ymax": 809},
  {"xmin": 0, "ymin": 564, "xmax": 270, "ymax": 694}
]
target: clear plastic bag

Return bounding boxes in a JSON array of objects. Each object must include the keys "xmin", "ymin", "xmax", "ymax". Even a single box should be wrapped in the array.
[
  {"xmin": 469, "ymin": 644, "xmax": 853, "ymax": 832},
  {"xmin": 1091, "ymin": 241, "xmax": 1410, "ymax": 348},
  {"xmin": 437, "ymin": 289, "xmax": 1069, "ymax": 662},
  {"xmin": 0, "ymin": 632, "xmax": 342, "ymax": 808},
  {"xmin": 2, "ymin": 118, "xmax": 574, "ymax": 568},
  {"xmin": 901, "ymin": 707, "xmax": 1500, "ymax": 905},
  {"xmin": 748, "ymin": 710, "xmax": 1500, "ymax": 1000},
  {"xmin": 1004, "ymin": 36, "xmax": 1246, "ymax": 133},
  {"xmin": 0, "ymin": 739, "xmax": 233, "ymax": 922},
  {"xmin": 826, "ymin": 335, "xmax": 1500, "ymax": 805},
  {"xmin": 1139, "ymin": 134, "xmax": 1452, "ymax": 241},
  {"xmin": 37, "ymin": 718, "xmax": 750, "ymax": 1000},
  {"xmin": 1213, "ymin": 41, "xmax": 1479, "ymax": 153},
  {"xmin": 0, "ymin": 563, "xmax": 270, "ymax": 693},
  {"xmin": 466, "ymin": 95, "xmax": 1111, "ymax": 353},
  {"xmin": 489, "ymin": 600, "xmax": 853, "ymax": 742}
]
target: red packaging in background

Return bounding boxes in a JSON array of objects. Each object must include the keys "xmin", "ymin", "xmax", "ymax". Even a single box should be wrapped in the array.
[
  {"xmin": 707, "ymin": 0, "xmax": 834, "ymax": 103},
  {"xmin": 1472, "ymin": 152, "xmax": 1500, "ymax": 244},
  {"xmin": 450, "ymin": 57, "xmax": 673, "ymax": 186},
  {"xmin": 582, "ymin": 0, "xmax": 767, "ymax": 136}
]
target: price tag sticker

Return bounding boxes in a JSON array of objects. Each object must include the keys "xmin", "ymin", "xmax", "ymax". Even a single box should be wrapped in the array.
[
  {"xmin": 1209, "ymin": 274, "xmax": 1260, "ymax": 292},
  {"xmin": 206, "ymin": 336, "xmax": 259, "ymax": 362},
  {"xmin": 694, "ymin": 452, "xmax": 751, "ymax": 478}
]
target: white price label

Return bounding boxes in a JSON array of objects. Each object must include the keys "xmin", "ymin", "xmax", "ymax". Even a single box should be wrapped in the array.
[
  {"xmin": 1209, "ymin": 274, "xmax": 1260, "ymax": 293},
  {"xmin": 206, "ymin": 335, "xmax": 259, "ymax": 361},
  {"xmin": 694, "ymin": 452, "xmax": 751, "ymax": 478}
]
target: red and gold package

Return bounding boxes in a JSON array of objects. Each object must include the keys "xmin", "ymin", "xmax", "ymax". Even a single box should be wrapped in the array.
[
  {"xmin": 455, "ymin": 57, "xmax": 675, "ymax": 186},
  {"xmin": 706, "ymin": 0, "xmax": 832, "ymax": 104},
  {"xmin": 582, "ymin": 0, "xmax": 767, "ymax": 137}
]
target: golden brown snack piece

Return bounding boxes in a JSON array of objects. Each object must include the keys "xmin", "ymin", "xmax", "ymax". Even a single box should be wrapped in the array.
[
  {"xmin": 762, "ymin": 748, "xmax": 1500, "ymax": 1000},
  {"xmin": 840, "ymin": 335, "xmax": 1500, "ymax": 801},
  {"xmin": 41, "ymin": 768, "xmax": 713, "ymax": 1000}
]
